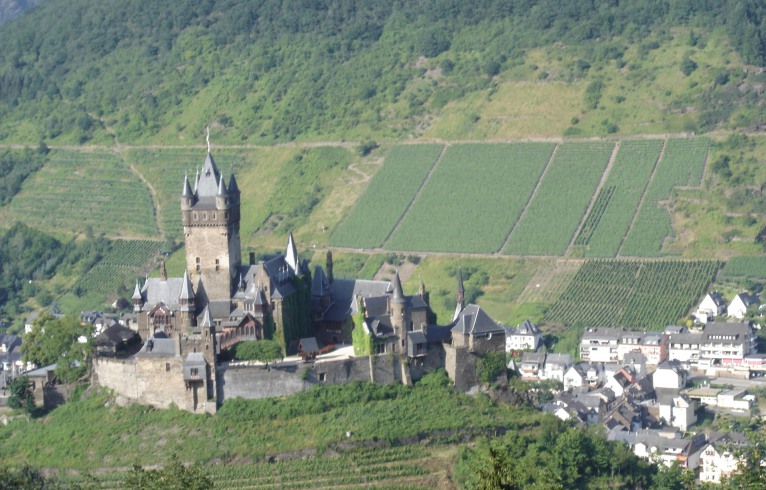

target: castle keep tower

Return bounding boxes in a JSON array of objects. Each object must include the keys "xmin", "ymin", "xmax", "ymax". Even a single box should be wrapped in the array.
[{"xmin": 181, "ymin": 150, "xmax": 242, "ymax": 302}]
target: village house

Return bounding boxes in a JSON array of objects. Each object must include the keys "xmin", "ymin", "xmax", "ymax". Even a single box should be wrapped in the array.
[
  {"xmin": 728, "ymin": 292, "xmax": 760, "ymax": 320},
  {"xmin": 695, "ymin": 291, "xmax": 727, "ymax": 323},
  {"xmin": 694, "ymin": 432, "xmax": 749, "ymax": 484},
  {"xmin": 504, "ymin": 320, "xmax": 542, "ymax": 352}
]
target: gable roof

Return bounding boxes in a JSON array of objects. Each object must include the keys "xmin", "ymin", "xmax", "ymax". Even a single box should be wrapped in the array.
[
  {"xmin": 515, "ymin": 320, "xmax": 540, "ymax": 336},
  {"xmin": 451, "ymin": 304, "xmax": 504, "ymax": 337}
]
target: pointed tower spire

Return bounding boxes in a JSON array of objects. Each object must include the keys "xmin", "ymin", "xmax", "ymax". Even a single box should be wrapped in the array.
[
  {"xmin": 228, "ymin": 172, "xmax": 240, "ymax": 195},
  {"xmin": 182, "ymin": 172, "xmax": 193, "ymax": 197},
  {"xmin": 392, "ymin": 271, "xmax": 406, "ymax": 304},
  {"xmin": 217, "ymin": 174, "xmax": 228, "ymax": 196},
  {"xmin": 160, "ymin": 260, "xmax": 168, "ymax": 281},
  {"xmin": 179, "ymin": 270, "xmax": 194, "ymax": 301},
  {"xmin": 193, "ymin": 167, "xmax": 200, "ymax": 194},
  {"xmin": 285, "ymin": 232, "xmax": 299, "ymax": 274},
  {"xmin": 132, "ymin": 280, "xmax": 142, "ymax": 300},
  {"xmin": 132, "ymin": 279, "xmax": 143, "ymax": 313},
  {"xmin": 200, "ymin": 305, "xmax": 214, "ymax": 328},
  {"xmin": 453, "ymin": 268, "xmax": 465, "ymax": 322},
  {"xmin": 238, "ymin": 272, "xmax": 246, "ymax": 292},
  {"xmin": 419, "ymin": 278, "xmax": 426, "ymax": 298}
]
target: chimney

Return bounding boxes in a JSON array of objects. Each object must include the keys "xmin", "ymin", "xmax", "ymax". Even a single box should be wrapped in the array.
[{"xmin": 249, "ymin": 252, "xmax": 256, "ymax": 265}]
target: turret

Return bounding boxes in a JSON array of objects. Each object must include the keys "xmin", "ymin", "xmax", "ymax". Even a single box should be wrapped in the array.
[
  {"xmin": 132, "ymin": 280, "xmax": 143, "ymax": 313},
  {"xmin": 453, "ymin": 268, "xmax": 465, "ymax": 322},
  {"xmin": 285, "ymin": 232, "xmax": 299, "ymax": 275},
  {"xmin": 181, "ymin": 173, "xmax": 194, "ymax": 210},
  {"xmin": 178, "ymin": 270, "xmax": 196, "ymax": 330},
  {"xmin": 390, "ymin": 271, "xmax": 408, "ymax": 346},
  {"xmin": 228, "ymin": 173, "xmax": 240, "ymax": 205},
  {"xmin": 216, "ymin": 174, "xmax": 230, "ymax": 210}
]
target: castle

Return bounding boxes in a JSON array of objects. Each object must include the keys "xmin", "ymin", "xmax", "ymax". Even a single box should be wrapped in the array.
[{"xmin": 92, "ymin": 147, "xmax": 507, "ymax": 412}]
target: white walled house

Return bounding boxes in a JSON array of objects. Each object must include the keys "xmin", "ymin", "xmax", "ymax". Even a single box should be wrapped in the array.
[
  {"xmin": 695, "ymin": 433, "xmax": 748, "ymax": 484},
  {"xmin": 505, "ymin": 320, "xmax": 542, "ymax": 352},
  {"xmin": 699, "ymin": 322, "xmax": 757, "ymax": 362},
  {"xmin": 728, "ymin": 293, "xmax": 760, "ymax": 320},
  {"xmin": 695, "ymin": 292, "xmax": 726, "ymax": 322},
  {"xmin": 658, "ymin": 394, "xmax": 697, "ymax": 431},
  {"xmin": 540, "ymin": 353, "xmax": 573, "ymax": 383},
  {"xmin": 580, "ymin": 328, "xmax": 621, "ymax": 363},
  {"xmin": 668, "ymin": 332, "xmax": 703, "ymax": 365},
  {"xmin": 653, "ymin": 360, "xmax": 689, "ymax": 390}
]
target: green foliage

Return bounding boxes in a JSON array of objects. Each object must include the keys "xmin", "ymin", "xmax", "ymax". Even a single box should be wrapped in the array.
[
  {"xmin": 505, "ymin": 141, "xmax": 613, "ymax": 255},
  {"xmin": 125, "ymin": 456, "xmax": 213, "ymax": 490},
  {"xmin": 476, "ymin": 352, "xmax": 506, "ymax": 385},
  {"xmin": 233, "ymin": 340, "xmax": 283, "ymax": 365},
  {"xmin": 0, "ymin": 465, "xmax": 71, "ymax": 489},
  {"xmin": 680, "ymin": 55, "xmax": 697, "ymax": 76},
  {"xmin": 351, "ymin": 304, "xmax": 372, "ymax": 356},
  {"xmin": 22, "ymin": 314, "xmax": 92, "ymax": 382},
  {"xmin": 331, "ymin": 144, "xmax": 443, "ymax": 249},
  {"xmin": 387, "ymin": 143, "xmax": 554, "ymax": 253},
  {"xmin": 0, "ymin": 148, "xmax": 47, "ymax": 206},
  {"xmin": 620, "ymin": 138, "xmax": 709, "ymax": 256},
  {"xmin": 7, "ymin": 376, "xmax": 35, "ymax": 414},
  {"xmin": 458, "ymin": 427, "xmax": 655, "ymax": 489},
  {"xmin": 545, "ymin": 259, "xmax": 720, "ymax": 329},
  {"xmin": 729, "ymin": 430, "xmax": 766, "ymax": 488},
  {"xmin": 583, "ymin": 79, "xmax": 604, "ymax": 109}
]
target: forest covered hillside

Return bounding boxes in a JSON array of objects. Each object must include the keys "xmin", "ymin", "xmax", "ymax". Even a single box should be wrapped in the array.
[{"xmin": 0, "ymin": 0, "xmax": 765, "ymax": 145}]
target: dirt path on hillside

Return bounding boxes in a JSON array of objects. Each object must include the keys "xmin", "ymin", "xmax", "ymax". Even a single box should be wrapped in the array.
[{"xmin": 90, "ymin": 113, "xmax": 166, "ymax": 241}]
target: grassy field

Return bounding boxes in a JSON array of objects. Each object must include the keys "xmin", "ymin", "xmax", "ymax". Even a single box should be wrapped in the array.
[
  {"xmin": 0, "ymin": 378, "xmax": 543, "ymax": 477},
  {"xmin": 386, "ymin": 143, "xmax": 554, "ymax": 253}
]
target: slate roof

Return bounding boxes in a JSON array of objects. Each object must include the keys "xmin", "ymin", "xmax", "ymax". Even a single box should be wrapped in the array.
[
  {"xmin": 196, "ymin": 152, "xmax": 222, "ymax": 200},
  {"xmin": 137, "ymin": 337, "xmax": 178, "ymax": 357},
  {"xmin": 311, "ymin": 266, "xmax": 331, "ymax": 298},
  {"xmin": 184, "ymin": 352, "xmax": 207, "ymax": 367},
  {"xmin": 93, "ymin": 324, "xmax": 138, "ymax": 347},
  {"xmin": 0, "ymin": 334, "xmax": 20, "ymax": 351},
  {"xmin": 545, "ymin": 353, "xmax": 573, "ymax": 366},
  {"xmin": 321, "ymin": 278, "xmax": 391, "ymax": 323},
  {"xmin": 733, "ymin": 292, "xmax": 760, "ymax": 307},
  {"xmin": 669, "ymin": 332, "xmax": 704, "ymax": 345},
  {"xmin": 142, "ymin": 277, "xmax": 187, "ymax": 309},
  {"xmin": 425, "ymin": 325, "xmax": 452, "ymax": 343},
  {"xmin": 521, "ymin": 352, "xmax": 546, "ymax": 365},
  {"xmin": 299, "ymin": 337, "xmax": 319, "ymax": 353},
  {"xmin": 451, "ymin": 304, "xmax": 504, "ymax": 337},
  {"xmin": 514, "ymin": 320, "xmax": 540, "ymax": 336}
]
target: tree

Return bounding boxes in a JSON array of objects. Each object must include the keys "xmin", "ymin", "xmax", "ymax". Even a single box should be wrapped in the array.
[
  {"xmin": 476, "ymin": 444, "xmax": 522, "ymax": 490},
  {"xmin": 7, "ymin": 376, "xmax": 35, "ymax": 414},
  {"xmin": 730, "ymin": 430, "xmax": 766, "ymax": 489},
  {"xmin": 234, "ymin": 340, "xmax": 284, "ymax": 368},
  {"xmin": 22, "ymin": 314, "xmax": 92, "ymax": 383},
  {"xmin": 125, "ymin": 457, "xmax": 213, "ymax": 489},
  {"xmin": 476, "ymin": 352, "xmax": 506, "ymax": 385}
]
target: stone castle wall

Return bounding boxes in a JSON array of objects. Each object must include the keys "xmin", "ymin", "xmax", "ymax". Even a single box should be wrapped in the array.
[
  {"xmin": 92, "ymin": 357, "xmax": 214, "ymax": 413},
  {"xmin": 217, "ymin": 354, "xmax": 401, "ymax": 402}
]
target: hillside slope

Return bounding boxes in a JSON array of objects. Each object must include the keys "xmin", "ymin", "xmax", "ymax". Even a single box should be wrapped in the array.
[{"xmin": 0, "ymin": 0, "xmax": 765, "ymax": 145}]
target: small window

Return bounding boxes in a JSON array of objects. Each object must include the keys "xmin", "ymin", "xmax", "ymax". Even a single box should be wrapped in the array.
[
  {"xmin": 215, "ymin": 259, "xmax": 220, "ymax": 271},
  {"xmin": 212, "ymin": 213, "xmax": 217, "ymax": 220},
  {"xmin": 224, "ymin": 212, "xmax": 229, "ymax": 219},
  {"xmin": 203, "ymin": 212, "xmax": 208, "ymax": 220},
  {"xmin": 193, "ymin": 212, "xmax": 198, "ymax": 220},
  {"xmin": 319, "ymin": 372, "xmax": 326, "ymax": 382},
  {"xmin": 165, "ymin": 363, "xmax": 170, "ymax": 372},
  {"xmin": 190, "ymin": 368, "xmax": 198, "ymax": 376}
]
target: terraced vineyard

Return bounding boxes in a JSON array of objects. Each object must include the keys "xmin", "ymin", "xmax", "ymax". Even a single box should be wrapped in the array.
[
  {"xmin": 577, "ymin": 139, "xmax": 663, "ymax": 257},
  {"xmin": 7, "ymin": 150, "xmax": 157, "ymax": 237},
  {"xmin": 330, "ymin": 144, "xmax": 443, "ymax": 248},
  {"xmin": 504, "ymin": 141, "xmax": 613, "ymax": 255},
  {"xmin": 73, "ymin": 239, "xmax": 162, "ymax": 299},
  {"xmin": 57, "ymin": 445, "xmax": 440, "ymax": 489},
  {"xmin": 720, "ymin": 256, "xmax": 766, "ymax": 280},
  {"xmin": 544, "ymin": 259, "xmax": 720, "ymax": 330},
  {"xmin": 385, "ymin": 143, "xmax": 554, "ymax": 253},
  {"xmin": 619, "ymin": 138, "xmax": 709, "ymax": 257}
]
